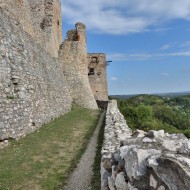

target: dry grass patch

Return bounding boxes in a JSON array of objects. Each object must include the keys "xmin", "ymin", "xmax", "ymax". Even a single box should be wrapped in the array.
[{"xmin": 0, "ymin": 105, "xmax": 101, "ymax": 190}]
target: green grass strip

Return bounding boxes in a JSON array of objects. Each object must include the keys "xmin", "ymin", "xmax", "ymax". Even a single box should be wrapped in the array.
[
  {"xmin": 91, "ymin": 112, "xmax": 106, "ymax": 190},
  {"xmin": 0, "ymin": 105, "xmax": 101, "ymax": 190}
]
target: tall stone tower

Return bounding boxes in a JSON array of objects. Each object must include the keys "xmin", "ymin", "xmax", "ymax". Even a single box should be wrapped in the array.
[
  {"xmin": 59, "ymin": 23, "xmax": 98, "ymax": 110},
  {"xmin": 87, "ymin": 53, "xmax": 108, "ymax": 102}
]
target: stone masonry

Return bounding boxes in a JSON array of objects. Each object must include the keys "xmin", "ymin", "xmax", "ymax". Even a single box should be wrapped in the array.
[
  {"xmin": 101, "ymin": 100, "xmax": 190, "ymax": 190},
  {"xmin": 88, "ymin": 53, "xmax": 108, "ymax": 101},
  {"xmin": 0, "ymin": 0, "xmax": 108, "ymax": 140},
  {"xmin": 0, "ymin": 9, "xmax": 72, "ymax": 140},
  {"xmin": 0, "ymin": 0, "xmax": 62, "ymax": 57},
  {"xmin": 59, "ymin": 23, "xmax": 98, "ymax": 110}
]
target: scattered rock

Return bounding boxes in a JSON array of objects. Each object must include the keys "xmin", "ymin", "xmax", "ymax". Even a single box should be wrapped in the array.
[
  {"xmin": 115, "ymin": 172, "xmax": 128, "ymax": 190},
  {"xmin": 128, "ymin": 183, "xmax": 139, "ymax": 190},
  {"xmin": 103, "ymin": 158, "xmax": 112, "ymax": 173},
  {"xmin": 179, "ymin": 140, "xmax": 190, "ymax": 155},
  {"xmin": 132, "ymin": 129, "xmax": 147, "ymax": 138},
  {"xmin": 142, "ymin": 137, "xmax": 156, "ymax": 143},
  {"xmin": 108, "ymin": 176, "xmax": 116, "ymax": 190},
  {"xmin": 146, "ymin": 130, "xmax": 165, "ymax": 139},
  {"xmin": 150, "ymin": 174, "xmax": 158, "ymax": 189},
  {"xmin": 101, "ymin": 100, "xmax": 190, "ymax": 190},
  {"xmin": 157, "ymin": 185, "xmax": 166, "ymax": 190},
  {"xmin": 124, "ymin": 147, "xmax": 161, "ymax": 180}
]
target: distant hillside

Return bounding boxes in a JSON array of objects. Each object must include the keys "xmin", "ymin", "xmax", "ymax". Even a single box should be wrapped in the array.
[
  {"xmin": 116, "ymin": 94, "xmax": 190, "ymax": 138},
  {"xmin": 110, "ymin": 91, "xmax": 190, "ymax": 99}
]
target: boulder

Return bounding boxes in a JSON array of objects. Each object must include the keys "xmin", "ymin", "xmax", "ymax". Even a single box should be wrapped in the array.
[
  {"xmin": 124, "ymin": 147, "xmax": 161, "ymax": 180},
  {"xmin": 179, "ymin": 140, "xmax": 190, "ymax": 155},
  {"xmin": 148, "ymin": 154, "xmax": 190, "ymax": 190},
  {"xmin": 115, "ymin": 172, "xmax": 128, "ymax": 190}
]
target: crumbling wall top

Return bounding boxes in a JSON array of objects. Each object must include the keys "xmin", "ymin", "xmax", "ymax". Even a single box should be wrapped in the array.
[
  {"xmin": 65, "ymin": 22, "xmax": 86, "ymax": 42},
  {"xmin": 75, "ymin": 22, "xmax": 86, "ymax": 29}
]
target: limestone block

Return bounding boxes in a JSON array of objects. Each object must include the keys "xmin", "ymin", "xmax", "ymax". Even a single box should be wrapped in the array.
[
  {"xmin": 127, "ymin": 183, "xmax": 139, "ymax": 190},
  {"xmin": 108, "ymin": 177, "xmax": 116, "ymax": 190},
  {"xmin": 103, "ymin": 158, "xmax": 112, "ymax": 173},
  {"xmin": 115, "ymin": 172, "xmax": 128, "ymax": 190},
  {"xmin": 146, "ymin": 130, "xmax": 165, "ymax": 139},
  {"xmin": 148, "ymin": 154, "xmax": 190, "ymax": 190},
  {"xmin": 179, "ymin": 140, "xmax": 190, "ymax": 155},
  {"xmin": 142, "ymin": 137, "xmax": 156, "ymax": 143},
  {"xmin": 150, "ymin": 174, "xmax": 158, "ymax": 189},
  {"xmin": 157, "ymin": 185, "xmax": 165, "ymax": 190},
  {"xmin": 132, "ymin": 129, "xmax": 147, "ymax": 138},
  {"xmin": 161, "ymin": 134, "xmax": 188, "ymax": 151},
  {"xmin": 124, "ymin": 147, "xmax": 161, "ymax": 180}
]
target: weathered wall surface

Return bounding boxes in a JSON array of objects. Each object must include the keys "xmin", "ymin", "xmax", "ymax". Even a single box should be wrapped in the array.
[
  {"xmin": 59, "ymin": 23, "xmax": 98, "ymax": 110},
  {"xmin": 0, "ymin": 9, "xmax": 72, "ymax": 140},
  {"xmin": 101, "ymin": 100, "xmax": 190, "ymax": 190},
  {"xmin": 0, "ymin": 0, "xmax": 62, "ymax": 57},
  {"xmin": 88, "ymin": 53, "xmax": 108, "ymax": 101}
]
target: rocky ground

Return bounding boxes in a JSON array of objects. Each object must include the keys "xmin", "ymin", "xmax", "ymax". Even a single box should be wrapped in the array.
[{"xmin": 101, "ymin": 100, "xmax": 190, "ymax": 190}]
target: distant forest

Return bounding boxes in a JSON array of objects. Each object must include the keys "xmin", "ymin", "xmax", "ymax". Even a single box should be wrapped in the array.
[{"xmin": 111, "ymin": 95, "xmax": 190, "ymax": 138}]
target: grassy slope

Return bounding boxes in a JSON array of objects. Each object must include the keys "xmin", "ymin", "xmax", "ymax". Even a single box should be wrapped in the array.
[{"xmin": 0, "ymin": 105, "xmax": 101, "ymax": 190}]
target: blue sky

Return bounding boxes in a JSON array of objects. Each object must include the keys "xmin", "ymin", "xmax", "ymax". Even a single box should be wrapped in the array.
[{"xmin": 61, "ymin": 0, "xmax": 190, "ymax": 95}]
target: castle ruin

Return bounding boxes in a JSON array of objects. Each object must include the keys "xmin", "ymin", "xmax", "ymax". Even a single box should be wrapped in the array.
[
  {"xmin": 0, "ymin": 0, "xmax": 108, "ymax": 140},
  {"xmin": 88, "ymin": 53, "xmax": 108, "ymax": 102}
]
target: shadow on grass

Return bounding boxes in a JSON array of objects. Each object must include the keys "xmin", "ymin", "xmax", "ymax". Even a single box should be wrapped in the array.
[{"xmin": 91, "ymin": 112, "xmax": 106, "ymax": 190}]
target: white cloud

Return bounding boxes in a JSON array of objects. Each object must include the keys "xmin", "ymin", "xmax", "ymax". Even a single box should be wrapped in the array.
[
  {"xmin": 161, "ymin": 73, "xmax": 170, "ymax": 77},
  {"xmin": 61, "ymin": 0, "xmax": 190, "ymax": 34},
  {"xmin": 179, "ymin": 41, "xmax": 190, "ymax": 50},
  {"xmin": 160, "ymin": 44, "xmax": 171, "ymax": 50},
  {"xmin": 108, "ymin": 50, "xmax": 190, "ymax": 61},
  {"xmin": 111, "ymin": 77, "xmax": 118, "ymax": 81},
  {"xmin": 108, "ymin": 53, "xmax": 153, "ymax": 61},
  {"xmin": 153, "ymin": 27, "xmax": 172, "ymax": 32}
]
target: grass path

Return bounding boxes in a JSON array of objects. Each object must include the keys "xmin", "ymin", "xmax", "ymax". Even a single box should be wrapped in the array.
[
  {"xmin": 91, "ymin": 111, "xmax": 106, "ymax": 190},
  {"xmin": 63, "ymin": 111, "xmax": 105, "ymax": 190},
  {"xmin": 0, "ymin": 105, "xmax": 101, "ymax": 190}
]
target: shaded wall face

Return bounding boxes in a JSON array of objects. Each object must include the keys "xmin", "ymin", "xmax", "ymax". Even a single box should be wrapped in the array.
[
  {"xmin": 0, "ymin": 9, "xmax": 72, "ymax": 140},
  {"xmin": 88, "ymin": 54, "xmax": 108, "ymax": 101},
  {"xmin": 0, "ymin": 0, "xmax": 62, "ymax": 57}
]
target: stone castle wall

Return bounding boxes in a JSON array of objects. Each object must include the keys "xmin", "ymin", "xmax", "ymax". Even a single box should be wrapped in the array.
[
  {"xmin": 0, "ymin": 9, "xmax": 72, "ymax": 140},
  {"xmin": 0, "ymin": 0, "xmax": 108, "ymax": 140},
  {"xmin": 101, "ymin": 100, "xmax": 190, "ymax": 190},
  {"xmin": 0, "ymin": 0, "xmax": 62, "ymax": 57},
  {"xmin": 88, "ymin": 53, "xmax": 108, "ymax": 101},
  {"xmin": 59, "ymin": 23, "xmax": 98, "ymax": 110}
]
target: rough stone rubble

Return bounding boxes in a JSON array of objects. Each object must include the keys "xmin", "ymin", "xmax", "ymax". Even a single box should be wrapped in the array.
[{"xmin": 101, "ymin": 100, "xmax": 190, "ymax": 190}]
